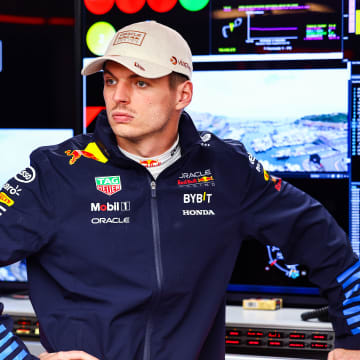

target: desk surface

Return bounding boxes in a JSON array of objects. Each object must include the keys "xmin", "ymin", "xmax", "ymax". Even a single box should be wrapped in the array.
[
  {"xmin": 226, "ymin": 305, "xmax": 333, "ymax": 330},
  {"xmin": 0, "ymin": 297, "xmax": 333, "ymax": 331},
  {"xmin": 1, "ymin": 297, "xmax": 330, "ymax": 359},
  {"xmin": 226, "ymin": 355, "xmax": 316, "ymax": 360}
]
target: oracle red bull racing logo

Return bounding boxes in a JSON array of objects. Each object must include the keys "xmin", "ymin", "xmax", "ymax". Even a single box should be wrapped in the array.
[{"xmin": 177, "ymin": 169, "xmax": 215, "ymax": 187}]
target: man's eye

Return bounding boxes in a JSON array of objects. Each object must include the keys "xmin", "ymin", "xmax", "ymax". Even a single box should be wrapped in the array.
[
  {"xmin": 137, "ymin": 80, "xmax": 147, "ymax": 88},
  {"xmin": 105, "ymin": 78, "xmax": 116, "ymax": 85}
]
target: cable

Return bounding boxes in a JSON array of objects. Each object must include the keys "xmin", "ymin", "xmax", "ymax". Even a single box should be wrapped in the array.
[{"xmin": 301, "ymin": 306, "xmax": 330, "ymax": 322}]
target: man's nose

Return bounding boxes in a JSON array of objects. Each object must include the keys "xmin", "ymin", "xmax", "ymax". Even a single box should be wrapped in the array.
[{"xmin": 113, "ymin": 82, "xmax": 130, "ymax": 104}]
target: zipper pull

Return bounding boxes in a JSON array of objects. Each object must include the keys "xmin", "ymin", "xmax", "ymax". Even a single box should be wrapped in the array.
[{"xmin": 150, "ymin": 181, "xmax": 156, "ymax": 198}]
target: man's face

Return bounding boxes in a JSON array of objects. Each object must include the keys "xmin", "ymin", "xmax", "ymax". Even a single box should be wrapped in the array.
[{"xmin": 103, "ymin": 61, "xmax": 182, "ymax": 154}]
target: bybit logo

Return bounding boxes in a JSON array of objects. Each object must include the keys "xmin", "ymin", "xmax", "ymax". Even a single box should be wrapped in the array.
[{"xmin": 183, "ymin": 192, "xmax": 212, "ymax": 204}]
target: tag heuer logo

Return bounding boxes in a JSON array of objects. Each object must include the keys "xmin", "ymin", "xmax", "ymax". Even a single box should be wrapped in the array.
[{"xmin": 95, "ymin": 176, "xmax": 122, "ymax": 196}]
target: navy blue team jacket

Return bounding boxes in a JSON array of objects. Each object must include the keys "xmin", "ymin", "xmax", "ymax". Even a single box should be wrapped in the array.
[{"xmin": 1, "ymin": 111, "xmax": 360, "ymax": 359}]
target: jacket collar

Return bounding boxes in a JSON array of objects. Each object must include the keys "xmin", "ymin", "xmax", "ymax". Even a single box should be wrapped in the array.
[{"xmin": 94, "ymin": 110, "xmax": 202, "ymax": 165}]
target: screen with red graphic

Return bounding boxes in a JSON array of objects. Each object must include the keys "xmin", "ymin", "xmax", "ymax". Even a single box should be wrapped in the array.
[{"xmin": 81, "ymin": 0, "xmax": 343, "ymax": 58}]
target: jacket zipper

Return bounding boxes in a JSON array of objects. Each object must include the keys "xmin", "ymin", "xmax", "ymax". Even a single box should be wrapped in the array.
[{"xmin": 143, "ymin": 180, "xmax": 164, "ymax": 360}]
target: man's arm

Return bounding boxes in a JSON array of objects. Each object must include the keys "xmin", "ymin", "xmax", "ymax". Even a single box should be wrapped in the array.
[
  {"xmin": 329, "ymin": 348, "xmax": 360, "ymax": 359},
  {"xmin": 39, "ymin": 351, "xmax": 99, "ymax": 360},
  {"xmin": 0, "ymin": 152, "xmax": 55, "ymax": 267},
  {"xmin": 232, "ymin": 145, "xmax": 360, "ymax": 348}
]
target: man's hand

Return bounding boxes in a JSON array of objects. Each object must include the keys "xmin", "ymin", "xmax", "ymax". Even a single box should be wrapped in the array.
[
  {"xmin": 39, "ymin": 351, "xmax": 100, "ymax": 360},
  {"xmin": 328, "ymin": 348, "xmax": 360, "ymax": 359}
]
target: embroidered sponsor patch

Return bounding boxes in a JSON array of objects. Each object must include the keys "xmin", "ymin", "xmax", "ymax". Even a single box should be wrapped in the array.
[
  {"xmin": 65, "ymin": 142, "xmax": 108, "ymax": 165},
  {"xmin": 91, "ymin": 217, "xmax": 130, "ymax": 224},
  {"xmin": 0, "ymin": 192, "xmax": 14, "ymax": 207},
  {"xmin": 249, "ymin": 153, "xmax": 282, "ymax": 191},
  {"xmin": 90, "ymin": 201, "xmax": 130, "ymax": 212},
  {"xmin": 2, "ymin": 183, "xmax": 22, "ymax": 196},
  {"xmin": 183, "ymin": 192, "xmax": 212, "ymax": 204},
  {"xmin": 177, "ymin": 169, "xmax": 215, "ymax": 187},
  {"xmin": 140, "ymin": 159, "xmax": 161, "ymax": 168},
  {"xmin": 113, "ymin": 30, "xmax": 146, "ymax": 46},
  {"xmin": 182, "ymin": 209, "xmax": 215, "ymax": 216},
  {"xmin": 169, "ymin": 56, "xmax": 191, "ymax": 71},
  {"xmin": 95, "ymin": 175, "xmax": 122, "ymax": 196},
  {"xmin": 15, "ymin": 166, "xmax": 36, "ymax": 184}
]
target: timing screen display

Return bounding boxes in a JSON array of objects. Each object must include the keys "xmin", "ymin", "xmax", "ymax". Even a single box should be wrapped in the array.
[
  {"xmin": 211, "ymin": 0, "xmax": 342, "ymax": 56},
  {"xmin": 82, "ymin": 0, "xmax": 343, "ymax": 59}
]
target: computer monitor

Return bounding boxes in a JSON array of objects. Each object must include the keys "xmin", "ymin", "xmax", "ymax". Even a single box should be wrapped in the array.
[{"xmin": 187, "ymin": 64, "xmax": 350, "ymax": 179}]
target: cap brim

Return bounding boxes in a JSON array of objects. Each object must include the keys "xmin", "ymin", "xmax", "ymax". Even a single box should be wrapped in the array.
[{"xmin": 81, "ymin": 55, "xmax": 173, "ymax": 79}]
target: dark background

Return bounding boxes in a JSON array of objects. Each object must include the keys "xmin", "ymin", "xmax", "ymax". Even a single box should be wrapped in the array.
[{"xmin": 0, "ymin": 1, "xmax": 77, "ymax": 131}]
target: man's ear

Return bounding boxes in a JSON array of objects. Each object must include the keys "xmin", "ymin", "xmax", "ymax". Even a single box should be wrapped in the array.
[{"xmin": 176, "ymin": 80, "xmax": 193, "ymax": 110}]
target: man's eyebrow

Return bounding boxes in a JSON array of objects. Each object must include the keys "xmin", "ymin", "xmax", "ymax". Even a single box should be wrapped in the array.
[
  {"xmin": 103, "ymin": 68, "xmax": 144, "ymax": 80},
  {"xmin": 103, "ymin": 68, "xmax": 115, "ymax": 78}
]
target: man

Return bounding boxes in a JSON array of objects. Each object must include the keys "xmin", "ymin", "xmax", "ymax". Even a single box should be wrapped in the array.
[{"xmin": 1, "ymin": 20, "xmax": 360, "ymax": 360}]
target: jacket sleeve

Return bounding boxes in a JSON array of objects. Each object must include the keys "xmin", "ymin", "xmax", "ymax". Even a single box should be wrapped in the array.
[
  {"xmin": 0, "ymin": 303, "xmax": 38, "ymax": 359},
  {"xmin": 0, "ymin": 149, "xmax": 55, "ymax": 266},
  {"xmin": 237, "ymin": 148, "xmax": 360, "ymax": 349}
]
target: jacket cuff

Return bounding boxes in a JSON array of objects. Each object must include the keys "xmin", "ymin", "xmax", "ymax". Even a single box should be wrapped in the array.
[
  {"xmin": 0, "ymin": 306, "xmax": 38, "ymax": 359},
  {"xmin": 335, "ymin": 333, "xmax": 360, "ymax": 349}
]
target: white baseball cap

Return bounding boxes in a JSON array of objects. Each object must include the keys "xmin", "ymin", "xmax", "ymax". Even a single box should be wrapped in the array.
[{"xmin": 81, "ymin": 20, "xmax": 193, "ymax": 79}]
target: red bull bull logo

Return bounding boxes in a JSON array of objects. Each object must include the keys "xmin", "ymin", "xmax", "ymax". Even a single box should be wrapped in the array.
[
  {"xmin": 177, "ymin": 176, "xmax": 215, "ymax": 187},
  {"xmin": 65, "ymin": 142, "xmax": 108, "ymax": 165},
  {"xmin": 65, "ymin": 150, "xmax": 100, "ymax": 165},
  {"xmin": 139, "ymin": 159, "xmax": 161, "ymax": 168},
  {"xmin": 271, "ymin": 176, "xmax": 282, "ymax": 191},
  {"xmin": 198, "ymin": 176, "xmax": 214, "ymax": 183}
]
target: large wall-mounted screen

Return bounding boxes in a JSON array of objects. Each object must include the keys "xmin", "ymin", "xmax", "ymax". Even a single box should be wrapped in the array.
[{"xmin": 76, "ymin": 0, "xmax": 360, "ymax": 307}]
